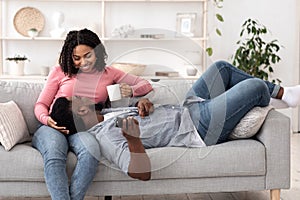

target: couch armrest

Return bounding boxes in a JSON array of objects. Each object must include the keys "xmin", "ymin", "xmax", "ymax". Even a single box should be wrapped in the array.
[{"xmin": 255, "ymin": 109, "xmax": 291, "ymax": 190}]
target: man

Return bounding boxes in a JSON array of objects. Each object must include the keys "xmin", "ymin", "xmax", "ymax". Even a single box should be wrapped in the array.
[{"xmin": 50, "ymin": 96, "xmax": 206, "ymax": 181}]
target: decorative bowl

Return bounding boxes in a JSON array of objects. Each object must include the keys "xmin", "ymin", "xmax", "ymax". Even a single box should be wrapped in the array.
[{"xmin": 111, "ymin": 62, "xmax": 146, "ymax": 76}]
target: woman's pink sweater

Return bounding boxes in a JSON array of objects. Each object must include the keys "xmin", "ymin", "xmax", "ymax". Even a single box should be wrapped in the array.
[{"xmin": 35, "ymin": 65, "xmax": 153, "ymax": 125}]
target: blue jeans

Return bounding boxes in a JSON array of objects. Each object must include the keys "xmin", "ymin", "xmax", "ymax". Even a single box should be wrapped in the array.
[
  {"xmin": 32, "ymin": 125, "xmax": 100, "ymax": 200},
  {"xmin": 186, "ymin": 61, "xmax": 280, "ymax": 145}
]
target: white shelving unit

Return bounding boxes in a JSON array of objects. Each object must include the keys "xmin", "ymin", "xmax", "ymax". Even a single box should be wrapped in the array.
[{"xmin": 0, "ymin": 0, "xmax": 208, "ymax": 80}]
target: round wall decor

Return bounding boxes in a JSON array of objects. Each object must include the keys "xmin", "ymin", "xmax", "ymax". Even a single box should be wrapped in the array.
[{"xmin": 13, "ymin": 7, "xmax": 45, "ymax": 37}]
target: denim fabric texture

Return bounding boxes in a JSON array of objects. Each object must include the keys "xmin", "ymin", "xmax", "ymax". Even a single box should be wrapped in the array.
[
  {"xmin": 32, "ymin": 126, "xmax": 99, "ymax": 200},
  {"xmin": 186, "ymin": 61, "xmax": 279, "ymax": 145}
]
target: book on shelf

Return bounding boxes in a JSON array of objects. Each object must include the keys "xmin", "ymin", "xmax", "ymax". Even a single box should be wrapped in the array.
[{"xmin": 155, "ymin": 71, "xmax": 179, "ymax": 77}]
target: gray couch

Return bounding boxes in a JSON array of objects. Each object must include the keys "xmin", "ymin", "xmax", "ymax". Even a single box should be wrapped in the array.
[{"xmin": 0, "ymin": 80, "xmax": 290, "ymax": 200}]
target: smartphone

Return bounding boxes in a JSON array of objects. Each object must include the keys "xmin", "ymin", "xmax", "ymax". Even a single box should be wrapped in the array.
[{"xmin": 115, "ymin": 116, "xmax": 125, "ymax": 128}]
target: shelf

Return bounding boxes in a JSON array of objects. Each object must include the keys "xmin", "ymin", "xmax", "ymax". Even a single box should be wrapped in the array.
[
  {"xmin": 29, "ymin": 0, "xmax": 103, "ymax": 2},
  {"xmin": 141, "ymin": 75, "xmax": 199, "ymax": 81},
  {"xmin": 0, "ymin": 75, "xmax": 48, "ymax": 82},
  {"xmin": 106, "ymin": 0, "xmax": 205, "ymax": 1},
  {"xmin": 1, "ymin": 37, "xmax": 207, "ymax": 41},
  {"xmin": 103, "ymin": 37, "xmax": 207, "ymax": 41},
  {"xmin": 0, "ymin": 37, "xmax": 65, "ymax": 41},
  {"xmin": 0, "ymin": 74, "xmax": 199, "ymax": 82},
  {"xmin": 0, "ymin": 0, "xmax": 208, "ymax": 77},
  {"xmin": 31, "ymin": 0, "xmax": 206, "ymax": 2}
]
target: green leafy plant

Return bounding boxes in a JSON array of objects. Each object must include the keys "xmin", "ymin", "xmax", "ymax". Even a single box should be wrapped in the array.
[
  {"xmin": 206, "ymin": 0, "xmax": 224, "ymax": 56},
  {"xmin": 232, "ymin": 18, "xmax": 282, "ymax": 84},
  {"xmin": 6, "ymin": 55, "xmax": 29, "ymax": 63}
]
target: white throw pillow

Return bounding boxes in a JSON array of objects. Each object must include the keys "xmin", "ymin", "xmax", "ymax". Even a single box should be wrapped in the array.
[
  {"xmin": 229, "ymin": 105, "xmax": 274, "ymax": 139},
  {"xmin": 0, "ymin": 101, "xmax": 30, "ymax": 151}
]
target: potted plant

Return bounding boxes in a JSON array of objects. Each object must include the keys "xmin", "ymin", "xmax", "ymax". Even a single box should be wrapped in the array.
[
  {"xmin": 232, "ymin": 18, "xmax": 282, "ymax": 84},
  {"xmin": 206, "ymin": 0, "xmax": 225, "ymax": 56},
  {"xmin": 6, "ymin": 55, "xmax": 29, "ymax": 76},
  {"xmin": 27, "ymin": 28, "xmax": 39, "ymax": 38}
]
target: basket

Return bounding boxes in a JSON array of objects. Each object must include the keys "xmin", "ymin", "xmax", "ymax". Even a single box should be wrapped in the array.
[
  {"xmin": 13, "ymin": 7, "xmax": 45, "ymax": 37},
  {"xmin": 111, "ymin": 63, "xmax": 146, "ymax": 76}
]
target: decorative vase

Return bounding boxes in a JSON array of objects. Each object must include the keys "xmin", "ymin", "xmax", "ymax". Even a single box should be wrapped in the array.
[
  {"xmin": 186, "ymin": 65, "xmax": 198, "ymax": 76},
  {"xmin": 9, "ymin": 61, "xmax": 25, "ymax": 76},
  {"xmin": 40, "ymin": 66, "xmax": 50, "ymax": 76},
  {"xmin": 27, "ymin": 28, "xmax": 39, "ymax": 39}
]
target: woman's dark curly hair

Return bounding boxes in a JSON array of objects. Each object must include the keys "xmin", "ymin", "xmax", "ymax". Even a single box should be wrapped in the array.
[{"xmin": 58, "ymin": 28, "xmax": 108, "ymax": 77}]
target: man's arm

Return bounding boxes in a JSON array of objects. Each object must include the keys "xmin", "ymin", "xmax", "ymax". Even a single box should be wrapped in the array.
[{"xmin": 121, "ymin": 117, "xmax": 151, "ymax": 181}]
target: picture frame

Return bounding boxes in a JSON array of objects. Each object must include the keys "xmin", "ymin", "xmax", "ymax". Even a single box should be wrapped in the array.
[{"xmin": 176, "ymin": 13, "xmax": 197, "ymax": 37}]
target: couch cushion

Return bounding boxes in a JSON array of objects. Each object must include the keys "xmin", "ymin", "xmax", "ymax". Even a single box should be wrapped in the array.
[
  {"xmin": 0, "ymin": 139, "xmax": 265, "ymax": 182},
  {"xmin": 0, "ymin": 143, "xmax": 44, "ymax": 181},
  {"xmin": 0, "ymin": 101, "xmax": 31, "ymax": 151},
  {"xmin": 145, "ymin": 80, "xmax": 193, "ymax": 105},
  {"xmin": 229, "ymin": 105, "xmax": 274, "ymax": 139},
  {"xmin": 94, "ymin": 139, "xmax": 266, "ymax": 181},
  {"xmin": 0, "ymin": 81, "xmax": 44, "ymax": 134},
  {"xmin": 0, "ymin": 143, "xmax": 79, "ymax": 182}
]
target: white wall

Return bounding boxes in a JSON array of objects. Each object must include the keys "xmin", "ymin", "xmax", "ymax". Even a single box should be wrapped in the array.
[{"xmin": 207, "ymin": 0, "xmax": 299, "ymax": 131}]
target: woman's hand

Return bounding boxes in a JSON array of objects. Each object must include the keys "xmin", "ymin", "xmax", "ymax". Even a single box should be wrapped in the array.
[
  {"xmin": 47, "ymin": 116, "xmax": 69, "ymax": 135},
  {"xmin": 120, "ymin": 83, "xmax": 133, "ymax": 97},
  {"xmin": 136, "ymin": 98, "xmax": 154, "ymax": 118}
]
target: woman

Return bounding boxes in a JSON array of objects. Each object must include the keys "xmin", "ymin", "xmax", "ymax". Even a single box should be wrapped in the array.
[{"xmin": 32, "ymin": 28, "xmax": 153, "ymax": 200}]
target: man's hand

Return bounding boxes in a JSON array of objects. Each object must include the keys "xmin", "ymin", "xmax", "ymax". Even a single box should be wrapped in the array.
[
  {"xmin": 136, "ymin": 98, "xmax": 154, "ymax": 118},
  {"xmin": 121, "ymin": 117, "xmax": 140, "ymax": 140},
  {"xmin": 121, "ymin": 117, "xmax": 151, "ymax": 181}
]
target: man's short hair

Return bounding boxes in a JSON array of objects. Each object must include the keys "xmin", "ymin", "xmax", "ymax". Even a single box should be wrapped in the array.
[
  {"xmin": 50, "ymin": 97, "xmax": 104, "ymax": 135},
  {"xmin": 50, "ymin": 97, "xmax": 84, "ymax": 135}
]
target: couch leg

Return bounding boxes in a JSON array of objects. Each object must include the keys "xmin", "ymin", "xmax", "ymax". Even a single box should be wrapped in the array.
[
  {"xmin": 104, "ymin": 196, "xmax": 112, "ymax": 200},
  {"xmin": 270, "ymin": 189, "xmax": 280, "ymax": 200}
]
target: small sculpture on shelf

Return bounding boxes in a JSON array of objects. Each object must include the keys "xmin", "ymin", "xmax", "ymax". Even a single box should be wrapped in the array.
[
  {"xmin": 50, "ymin": 11, "xmax": 66, "ymax": 38},
  {"xmin": 111, "ymin": 24, "xmax": 134, "ymax": 38}
]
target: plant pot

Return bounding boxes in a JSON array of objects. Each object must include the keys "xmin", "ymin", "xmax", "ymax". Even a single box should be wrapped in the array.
[{"xmin": 9, "ymin": 61, "xmax": 25, "ymax": 76}]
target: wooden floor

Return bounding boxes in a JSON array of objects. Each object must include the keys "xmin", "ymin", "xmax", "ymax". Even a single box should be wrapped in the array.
[{"xmin": 1, "ymin": 134, "xmax": 300, "ymax": 200}]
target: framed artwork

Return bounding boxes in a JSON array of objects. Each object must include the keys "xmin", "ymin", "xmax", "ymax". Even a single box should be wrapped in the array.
[{"xmin": 176, "ymin": 13, "xmax": 197, "ymax": 37}]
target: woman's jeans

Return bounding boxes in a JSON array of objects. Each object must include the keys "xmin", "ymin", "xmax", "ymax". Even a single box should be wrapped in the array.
[
  {"xmin": 186, "ymin": 60, "xmax": 280, "ymax": 145},
  {"xmin": 32, "ymin": 125, "xmax": 100, "ymax": 200}
]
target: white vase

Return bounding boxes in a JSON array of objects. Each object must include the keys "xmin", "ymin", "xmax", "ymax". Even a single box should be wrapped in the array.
[
  {"xmin": 9, "ymin": 61, "xmax": 25, "ymax": 76},
  {"xmin": 40, "ymin": 66, "xmax": 50, "ymax": 76},
  {"xmin": 186, "ymin": 65, "xmax": 198, "ymax": 76}
]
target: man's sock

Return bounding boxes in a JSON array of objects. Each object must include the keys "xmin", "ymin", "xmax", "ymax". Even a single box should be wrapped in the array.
[
  {"xmin": 282, "ymin": 86, "xmax": 300, "ymax": 107},
  {"xmin": 269, "ymin": 98, "xmax": 289, "ymax": 109}
]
